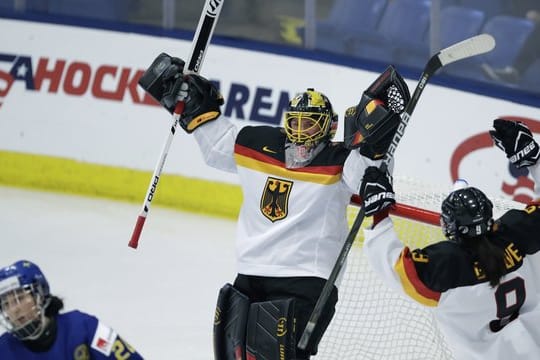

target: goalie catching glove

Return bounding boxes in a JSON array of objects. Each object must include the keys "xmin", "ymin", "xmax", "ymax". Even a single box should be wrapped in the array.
[
  {"xmin": 343, "ymin": 65, "xmax": 410, "ymax": 160},
  {"xmin": 138, "ymin": 52, "xmax": 224, "ymax": 133},
  {"xmin": 489, "ymin": 118, "xmax": 540, "ymax": 168},
  {"xmin": 360, "ymin": 166, "xmax": 395, "ymax": 217}
]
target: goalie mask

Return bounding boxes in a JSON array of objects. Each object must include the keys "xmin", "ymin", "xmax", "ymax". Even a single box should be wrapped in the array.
[
  {"xmin": 0, "ymin": 260, "xmax": 51, "ymax": 340},
  {"xmin": 284, "ymin": 88, "xmax": 338, "ymax": 168},
  {"xmin": 440, "ymin": 186, "xmax": 494, "ymax": 243}
]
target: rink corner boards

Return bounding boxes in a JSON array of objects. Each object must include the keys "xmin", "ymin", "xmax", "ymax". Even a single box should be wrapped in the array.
[{"xmin": 0, "ymin": 150, "xmax": 242, "ymax": 220}]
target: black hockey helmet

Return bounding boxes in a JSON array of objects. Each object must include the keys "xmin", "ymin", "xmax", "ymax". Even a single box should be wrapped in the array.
[{"xmin": 440, "ymin": 187, "xmax": 494, "ymax": 243}]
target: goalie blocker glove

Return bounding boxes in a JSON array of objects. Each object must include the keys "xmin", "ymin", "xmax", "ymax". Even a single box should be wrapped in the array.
[
  {"xmin": 138, "ymin": 52, "xmax": 223, "ymax": 133},
  {"xmin": 489, "ymin": 118, "xmax": 540, "ymax": 168},
  {"xmin": 360, "ymin": 166, "xmax": 396, "ymax": 217}
]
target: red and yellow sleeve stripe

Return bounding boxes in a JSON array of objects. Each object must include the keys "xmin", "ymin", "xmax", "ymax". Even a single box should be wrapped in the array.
[{"xmin": 394, "ymin": 248, "xmax": 441, "ymax": 307}]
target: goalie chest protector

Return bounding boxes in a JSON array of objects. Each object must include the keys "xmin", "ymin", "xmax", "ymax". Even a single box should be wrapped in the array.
[{"xmin": 231, "ymin": 125, "xmax": 353, "ymax": 279}]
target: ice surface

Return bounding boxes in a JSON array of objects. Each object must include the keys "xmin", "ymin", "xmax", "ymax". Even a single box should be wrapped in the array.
[{"xmin": 0, "ymin": 186, "xmax": 237, "ymax": 359}]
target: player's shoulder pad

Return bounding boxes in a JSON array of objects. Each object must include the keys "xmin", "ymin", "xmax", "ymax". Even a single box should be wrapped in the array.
[
  {"xmin": 58, "ymin": 309, "xmax": 96, "ymax": 325},
  {"xmin": 409, "ymin": 241, "xmax": 473, "ymax": 292},
  {"xmin": 493, "ymin": 203, "xmax": 540, "ymax": 255},
  {"xmin": 59, "ymin": 310, "xmax": 117, "ymax": 356},
  {"xmin": 0, "ymin": 330, "xmax": 11, "ymax": 345},
  {"xmin": 307, "ymin": 141, "xmax": 350, "ymax": 167},
  {"xmin": 90, "ymin": 320, "xmax": 119, "ymax": 356},
  {"xmin": 236, "ymin": 125, "xmax": 283, "ymax": 147},
  {"xmin": 408, "ymin": 241, "xmax": 462, "ymax": 268},
  {"xmin": 496, "ymin": 203, "xmax": 540, "ymax": 225},
  {"xmin": 524, "ymin": 202, "xmax": 540, "ymax": 213},
  {"xmin": 236, "ymin": 125, "xmax": 286, "ymax": 162}
]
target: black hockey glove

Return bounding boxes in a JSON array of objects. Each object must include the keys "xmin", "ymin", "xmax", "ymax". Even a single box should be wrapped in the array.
[
  {"xmin": 489, "ymin": 118, "xmax": 540, "ymax": 168},
  {"xmin": 138, "ymin": 53, "xmax": 186, "ymax": 113},
  {"xmin": 360, "ymin": 167, "xmax": 396, "ymax": 217},
  {"xmin": 177, "ymin": 74, "xmax": 224, "ymax": 133},
  {"xmin": 138, "ymin": 53, "xmax": 224, "ymax": 133}
]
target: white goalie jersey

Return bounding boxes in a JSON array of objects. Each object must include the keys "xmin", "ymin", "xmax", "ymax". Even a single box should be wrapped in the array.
[{"xmin": 194, "ymin": 119, "xmax": 379, "ymax": 280}]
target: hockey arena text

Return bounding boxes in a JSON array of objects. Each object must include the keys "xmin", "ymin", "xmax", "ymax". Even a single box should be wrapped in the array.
[{"xmin": 0, "ymin": 52, "xmax": 291, "ymax": 124}]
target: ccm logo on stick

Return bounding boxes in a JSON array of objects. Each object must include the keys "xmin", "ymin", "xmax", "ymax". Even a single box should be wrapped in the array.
[{"xmin": 206, "ymin": 0, "xmax": 223, "ymax": 16}]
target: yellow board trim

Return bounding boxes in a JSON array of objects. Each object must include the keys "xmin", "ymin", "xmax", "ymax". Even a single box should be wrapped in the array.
[{"xmin": 0, "ymin": 150, "xmax": 242, "ymax": 219}]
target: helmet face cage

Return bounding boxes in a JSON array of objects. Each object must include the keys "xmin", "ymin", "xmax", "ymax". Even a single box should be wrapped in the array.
[
  {"xmin": 0, "ymin": 285, "xmax": 48, "ymax": 340},
  {"xmin": 283, "ymin": 89, "xmax": 337, "ymax": 169},
  {"xmin": 285, "ymin": 111, "xmax": 330, "ymax": 145},
  {"xmin": 440, "ymin": 187, "xmax": 494, "ymax": 243},
  {"xmin": 0, "ymin": 261, "xmax": 50, "ymax": 340},
  {"xmin": 284, "ymin": 89, "xmax": 337, "ymax": 146}
]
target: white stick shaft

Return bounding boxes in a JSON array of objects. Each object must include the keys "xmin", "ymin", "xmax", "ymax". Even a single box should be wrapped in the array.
[
  {"xmin": 140, "ymin": 115, "xmax": 180, "ymax": 218},
  {"xmin": 129, "ymin": 0, "xmax": 225, "ymax": 249}
]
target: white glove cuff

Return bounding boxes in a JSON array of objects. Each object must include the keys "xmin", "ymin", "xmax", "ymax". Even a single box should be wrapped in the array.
[{"xmin": 529, "ymin": 162, "xmax": 540, "ymax": 200}]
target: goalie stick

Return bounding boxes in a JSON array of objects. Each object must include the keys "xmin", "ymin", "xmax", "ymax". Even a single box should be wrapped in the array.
[
  {"xmin": 128, "ymin": 0, "xmax": 225, "ymax": 249},
  {"xmin": 298, "ymin": 33, "xmax": 496, "ymax": 350}
]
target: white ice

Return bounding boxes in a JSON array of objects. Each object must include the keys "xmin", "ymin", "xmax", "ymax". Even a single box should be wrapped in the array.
[{"xmin": 1, "ymin": 185, "xmax": 237, "ymax": 359}]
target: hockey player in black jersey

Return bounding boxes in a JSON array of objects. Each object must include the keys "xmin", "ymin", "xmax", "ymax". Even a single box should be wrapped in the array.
[
  {"xmin": 360, "ymin": 118, "xmax": 540, "ymax": 360},
  {"xmin": 138, "ymin": 53, "xmax": 410, "ymax": 359}
]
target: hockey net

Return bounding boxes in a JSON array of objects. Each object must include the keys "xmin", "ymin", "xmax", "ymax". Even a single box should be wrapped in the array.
[{"xmin": 315, "ymin": 176, "xmax": 521, "ymax": 360}]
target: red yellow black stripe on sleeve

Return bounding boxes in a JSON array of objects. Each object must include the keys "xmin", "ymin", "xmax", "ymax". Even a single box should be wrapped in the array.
[
  {"xmin": 394, "ymin": 248, "xmax": 441, "ymax": 307},
  {"xmin": 234, "ymin": 144, "xmax": 342, "ymax": 185}
]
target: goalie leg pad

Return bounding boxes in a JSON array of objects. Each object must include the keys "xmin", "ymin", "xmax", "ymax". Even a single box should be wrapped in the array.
[
  {"xmin": 246, "ymin": 299, "xmax": 296, "ymax": 360},
  {"xmin": 214, "ymin": 283, "xmax": 251, "ymax": 360}
]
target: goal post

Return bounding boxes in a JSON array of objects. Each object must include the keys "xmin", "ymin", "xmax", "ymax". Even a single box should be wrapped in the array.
[{"xmin": 315, "ymin": 176, "xmax": 520, "ymax": 360}]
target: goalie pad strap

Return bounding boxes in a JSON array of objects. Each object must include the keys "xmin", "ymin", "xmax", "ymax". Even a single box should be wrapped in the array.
[
  {"xmin": 246, "ymin": 299, "xmax": 296, "ymax": 360},
  {"xmin": 214, "ymin": 283, "xmax": 250, "ymax": 360}
]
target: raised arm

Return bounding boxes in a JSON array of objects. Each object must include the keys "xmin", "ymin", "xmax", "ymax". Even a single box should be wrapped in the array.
[
  {"xmin": 139, "ymin": 53, "xmax": 237, "ymax": 172},
  {"xmin": 489, "ymin": 118, "xmax": 540, "ymax": 200}
]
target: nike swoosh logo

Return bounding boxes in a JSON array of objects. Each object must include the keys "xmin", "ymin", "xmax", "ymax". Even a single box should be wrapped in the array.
[{"xmin": 262, "ymin": 146, "xmax": 277, "ymax": 154}]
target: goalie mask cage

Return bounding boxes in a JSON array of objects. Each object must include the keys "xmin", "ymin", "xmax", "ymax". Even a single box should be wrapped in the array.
[{"xmin": 315, "ymin": 176, "xmax": 521, "ymax": 360}]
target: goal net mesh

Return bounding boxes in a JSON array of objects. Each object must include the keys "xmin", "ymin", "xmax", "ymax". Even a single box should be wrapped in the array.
[{"xmin": 315, "ymin": 176, "xmax": 520, "ymax": 360}]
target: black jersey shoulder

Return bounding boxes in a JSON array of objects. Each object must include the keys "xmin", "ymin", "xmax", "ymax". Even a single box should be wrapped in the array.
[
  {"xmin": 493, "ymin": 205, "xmax": 540, "ymax": 255},
  {"xmin": 236, "ymin": 125, "xmax": 286, "ymax": 161},
  {"xmin": 412, "ymin": 216, "xmax": 540, "ymax": 292},
  {"xmin": 410, "ymin": 241, "xmax": 482, "ymax": 292},
  {"xmin": 237, "ymin": 125, "xmax": 285, "ymax": 150},
  {"xmin": 235, "ymin": 125, "xmax": 351, "ymax": 167},
  {"xmin": 310, "ymin": 142, "xmax": 351, "ymax": 167}
]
